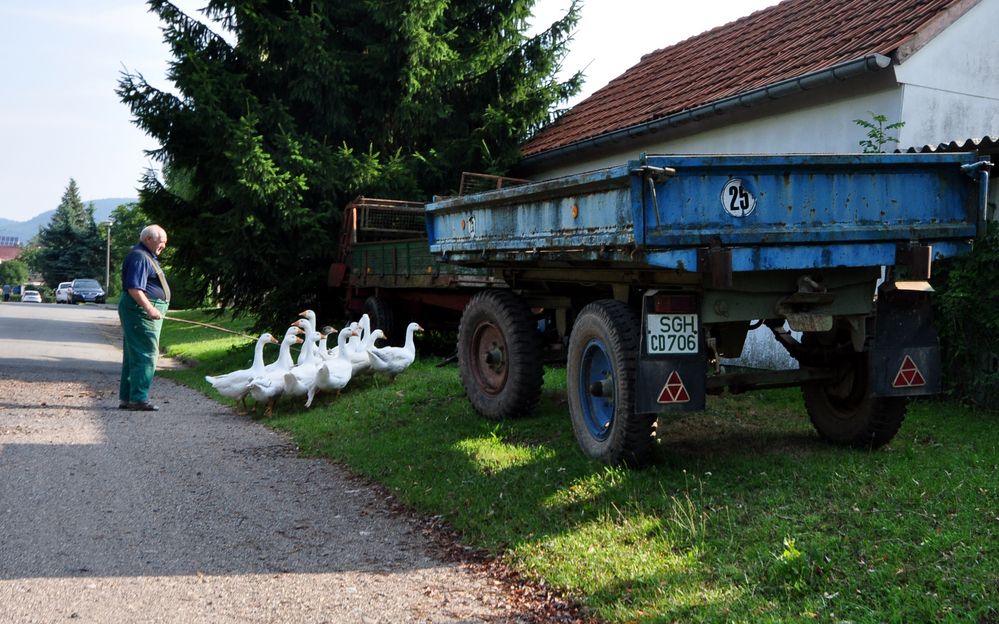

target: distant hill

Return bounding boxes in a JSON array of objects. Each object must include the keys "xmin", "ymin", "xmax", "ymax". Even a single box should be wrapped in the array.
[{"xmin": 0, "ymin": 198, "xmax": 137, "ymax": 243}]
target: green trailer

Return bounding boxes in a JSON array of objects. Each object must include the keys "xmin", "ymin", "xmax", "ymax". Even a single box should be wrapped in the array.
[{"xmin": 328, "ymin": 196, "xmax": 499, "ymax": 344}]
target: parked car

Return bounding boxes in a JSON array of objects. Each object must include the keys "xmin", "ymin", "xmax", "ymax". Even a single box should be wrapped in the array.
[
  {"xmin": 55, "ymin": 281, "xmax": 73, "ymax": 304},
  {"xmin": 70, "ymin": 278, "xmax": 106, "ymax": 304},
  {"xmin": 21, "ymin": 290, "xmax": 42, "ymax": 303}
]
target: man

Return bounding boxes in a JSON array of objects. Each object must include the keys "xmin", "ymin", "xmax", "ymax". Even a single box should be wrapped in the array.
[
  {"xmin": 2, "ymin": 284, "xmax": 10, "ymax": 302},
  {"xmin": 118, "ymin": 224, "xmax": 171, "ymax": 411}
]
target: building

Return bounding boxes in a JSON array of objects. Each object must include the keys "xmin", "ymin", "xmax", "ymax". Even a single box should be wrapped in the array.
[
  {"xmin": 518, "ymin": 0, "xmax": 998, "ymax": 367},
  {"xmin": 0, "ymin": 236, "xmax": 23, "ymax": 263},
  {"xmin": 521, "ymin": 0, "xmax": 997, "ymax": 171}
]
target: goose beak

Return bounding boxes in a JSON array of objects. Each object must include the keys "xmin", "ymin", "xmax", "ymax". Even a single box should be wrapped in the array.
[
  {"xmin": 269, "ymin": 336, "xmax": 279, "ymax": 344},
  {"xmin": 298, "ymin": 310, "xmax": 308, "ymax": 318}
]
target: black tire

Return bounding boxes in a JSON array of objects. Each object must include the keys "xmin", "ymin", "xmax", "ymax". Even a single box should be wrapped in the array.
[
  {"xmin": 801, "ymin": 349, "xmax": 906, "ymax": 449},
  {"xmin": 457, "ymin": 290, "xmax": 543, "ymax": 420},
  {"xmin": 362, "ymin": 296, "xmax": 398, "ymax": 347},
  {"xmin": 566, "ymin": 300, "xmax": 655, "ymax": 467}
]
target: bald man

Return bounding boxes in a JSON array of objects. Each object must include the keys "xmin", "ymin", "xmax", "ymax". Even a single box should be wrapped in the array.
[{"xmin": 117, "ymin": 224, "xmax": 171, "ymax": 411}]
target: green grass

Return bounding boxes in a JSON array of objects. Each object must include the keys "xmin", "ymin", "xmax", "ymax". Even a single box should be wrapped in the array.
[{"xmin": 160, "ymin": 309, "xmax": 999, "ymax": 623}]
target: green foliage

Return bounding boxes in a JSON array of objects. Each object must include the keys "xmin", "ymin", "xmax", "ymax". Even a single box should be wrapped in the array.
[
  {"xmin": 854, "ymin": 112, "xmax": 905, "ymax": 153},
  {"xmin": 105, "ymin": 199, "xmax": 209, "ymax": 308},
  {"xmin": 33, "ymin": 179, "xmax": 105, "ymax": 287},
  {"xmin": 0, "ymin": 259, "xmax": 29, "ymax": 286},
  {"xmin": 118, "ymin": 0, "xmax": 581, "ymax": 329},
  {"xmin": 13, "ymin": 245, "xmax": 42, "ymax": 276},
  {"xmin": 107, "ymin": 201, "xmax": 148, "ymax": 298},
  {"xmin": 933, "ymin": 222, "xmax": 999, "ymax": 405}
]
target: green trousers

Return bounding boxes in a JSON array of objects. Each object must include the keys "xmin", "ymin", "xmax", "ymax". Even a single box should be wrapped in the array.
[{"xmin": 118, "ymin": 296, "xmax": 169, "ymax": 404}]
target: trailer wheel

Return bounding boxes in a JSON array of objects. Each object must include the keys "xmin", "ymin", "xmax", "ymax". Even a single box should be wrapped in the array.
[
  {"xmin": 567, "ymin": 300, "xmax": 655, "ymax": 467},
  {"xmin": 458, "ymin": 290, "xmax": 543, "ymax": 420},
  {"xmin": 362, "ymin": 296, "xmax": 397, "ymax": 347},
  {"xmin": 801, "ymin": 350, "xmax": 906, "ymax": 448}
]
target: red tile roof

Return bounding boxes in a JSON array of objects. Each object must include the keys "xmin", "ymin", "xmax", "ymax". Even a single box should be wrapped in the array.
[
  {"xmin": 521, "ymin": 0, "xmax": 976, "ymax": 158},
  {"xmin": 0, "ymin": 246, "xmax": 23, "ymax": 262}
]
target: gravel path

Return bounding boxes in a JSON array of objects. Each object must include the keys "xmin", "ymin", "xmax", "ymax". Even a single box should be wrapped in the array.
[{"xmin": 0, "ymin": 354, "xmax": 523, "ymax": 622}]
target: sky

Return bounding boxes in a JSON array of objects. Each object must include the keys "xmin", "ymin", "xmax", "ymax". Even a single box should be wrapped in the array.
[{"xmin": 0, "ymin": 0, "xmax": 779, "ymax": 223}]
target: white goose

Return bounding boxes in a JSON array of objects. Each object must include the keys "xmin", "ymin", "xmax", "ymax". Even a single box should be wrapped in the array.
[
  {"xmin": 331, "ymin": 327, "xmax": 386, "ymax": 375},
  {"xmin": 310, "ymin": 326, "xmax": 357, "ymax": 407},
  {"xmin": 291, "ymin": 317, "xmax": 317, "ymax": 366},
  {"xmin": 204, "ymin": 332, "xmax": 278, "ymax": 413},
  {"xmin": 299, "ymin": 308, "xmax": 317, "ymax": 330},
  {"xmin": 248, "ymin": 330, "xmax": 304, "ymax": 417},
  {"xmin": 284, "ymin": 328, "xmax": 324, "ymax": 399},
  {"xmin": 368, "ymin": 322, "xmax": 423, "ymax": 381},
  {"xmin": 264, "ymin": 326, "xmax": 303, "ymax": 372},
  {"xmin": 351, "ymin": 314, "xmax": 372, "ymax": 352},
  {"xmin": 317, "ymin": 326, "xmax": 336, "ymax": 358}
]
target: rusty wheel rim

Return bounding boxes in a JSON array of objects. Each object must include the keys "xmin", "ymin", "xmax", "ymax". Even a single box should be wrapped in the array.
[{"xmin": 470, "ymin": 321, "xmax": 508, "ymax": 395}]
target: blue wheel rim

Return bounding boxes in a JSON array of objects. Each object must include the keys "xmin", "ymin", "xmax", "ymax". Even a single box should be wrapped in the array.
[{"xmin": 579, "ymin": 338, "xmax": 614, "ymax": 441}]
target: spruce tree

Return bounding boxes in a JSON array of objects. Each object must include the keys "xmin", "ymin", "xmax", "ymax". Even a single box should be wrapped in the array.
[
  {"xmin": 118, "ymin": 0, "xmax": 580, "ymax": 326},
  {"xmin": 35, "ymin": 179, "xmax": 105, "ymax": 287}
]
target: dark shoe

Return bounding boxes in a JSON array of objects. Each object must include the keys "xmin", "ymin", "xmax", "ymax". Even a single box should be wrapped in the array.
[
  {"xmin": 118, "ymin": 402, "xmax": 128, "ymax": 409},
  {"xmin": 127, "ymin": 401, "xmax": 160, "ymax": 412}
]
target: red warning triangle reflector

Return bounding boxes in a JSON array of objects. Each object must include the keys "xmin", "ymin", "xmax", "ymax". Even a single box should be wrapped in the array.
[
  {"xmin": 658, "ymin": 370, "xmax": 690, "ymax": 404},
  {"xmin": 892, "ymin": 355, "xmax": 926, "ymax": 388}
]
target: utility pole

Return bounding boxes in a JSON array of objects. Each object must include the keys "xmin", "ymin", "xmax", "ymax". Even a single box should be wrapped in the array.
[{"xmin": 105, "ymin": 219, "xmax": 114, "ymax": 293}]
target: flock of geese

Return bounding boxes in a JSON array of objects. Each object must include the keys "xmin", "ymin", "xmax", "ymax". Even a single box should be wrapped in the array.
[{"xmin": 205, "ymin": 310, "xmax": 424, "ymax": 417}]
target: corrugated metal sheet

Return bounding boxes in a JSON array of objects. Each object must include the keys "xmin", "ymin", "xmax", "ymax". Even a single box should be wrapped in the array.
[
  {"xmin": 522, "ymin": 0, "xmax": 975, "ymax": 159},
  {"xmin": 901, "ymin": 136, "xmax": 999, "ymax": 153}
]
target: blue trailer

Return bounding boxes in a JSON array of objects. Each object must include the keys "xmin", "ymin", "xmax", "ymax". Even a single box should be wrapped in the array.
[{"xmin": 425, "ymin": 153, "xmax": 991, "ymax": 466}]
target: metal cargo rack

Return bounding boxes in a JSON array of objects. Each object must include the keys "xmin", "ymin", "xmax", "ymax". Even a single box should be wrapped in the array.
[{"xmin": 343, "ymin": 197, "xmax": 426, "ymax": 245}]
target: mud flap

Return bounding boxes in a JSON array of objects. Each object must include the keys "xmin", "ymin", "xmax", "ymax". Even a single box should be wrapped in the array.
[
  {"xmin": 868, "ymin": 283, "xmax": 941, "ymax": 397},
  {"xmin": 636, "ymin": 291, "xmax": 707, "ymax": 413}
]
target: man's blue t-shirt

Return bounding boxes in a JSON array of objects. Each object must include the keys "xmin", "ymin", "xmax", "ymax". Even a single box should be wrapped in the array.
[{"xmin": 121, "ymin": 243, "xmax": 167, "ymax": 301}]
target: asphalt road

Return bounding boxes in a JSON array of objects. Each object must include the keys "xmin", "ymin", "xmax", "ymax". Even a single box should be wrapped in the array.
[{"xmin": 0, "ymin": 301, "xmax": 519, "ymax": 623}]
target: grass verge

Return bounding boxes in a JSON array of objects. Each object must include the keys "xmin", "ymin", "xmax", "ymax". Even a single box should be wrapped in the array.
[{"xmin": 160, "ymin": 309, "xmax": 998, "ymax": 623}]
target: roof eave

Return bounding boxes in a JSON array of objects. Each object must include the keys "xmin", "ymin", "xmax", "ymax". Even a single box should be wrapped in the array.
[
  {"xmin": 520, "ymin": 53, "xmax": 894, "ymax": 169},
  {"xmin": 895, "ymin": 0, "xmax": 982, "ymax": 63}
]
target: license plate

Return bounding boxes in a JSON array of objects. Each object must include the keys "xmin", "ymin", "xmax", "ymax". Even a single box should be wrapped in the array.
[{"xmin": 646, "ymin": 314, "xmax": 699, "ymax": 354}]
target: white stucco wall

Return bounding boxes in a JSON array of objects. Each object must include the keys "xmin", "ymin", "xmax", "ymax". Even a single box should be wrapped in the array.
[
  {"xmin": 895, "ymin": 0, "xmax": 999, "ymax": 147},
  {"xmin": 531, "ymin": 82, "xmax": 903, "ymax": 180}
]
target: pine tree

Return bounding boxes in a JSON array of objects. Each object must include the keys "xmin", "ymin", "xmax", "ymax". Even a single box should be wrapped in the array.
[
  {"xmin": 35, "ymin": 179, "xmax": 105, "ymax": 287},
  {"xmin": 118, "ymin": 0, "xmax": 580, "ymax": 325}
]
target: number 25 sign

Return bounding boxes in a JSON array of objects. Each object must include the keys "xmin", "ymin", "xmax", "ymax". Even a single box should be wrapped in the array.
[{"xmin": 720, "ymin": 178, "xmax": 757, "ymax": 218}]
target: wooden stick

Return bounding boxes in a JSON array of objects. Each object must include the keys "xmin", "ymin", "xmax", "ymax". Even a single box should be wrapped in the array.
[{"xmin": 162, "ymin": 315, "xmax": 259, "ymax": 341}]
